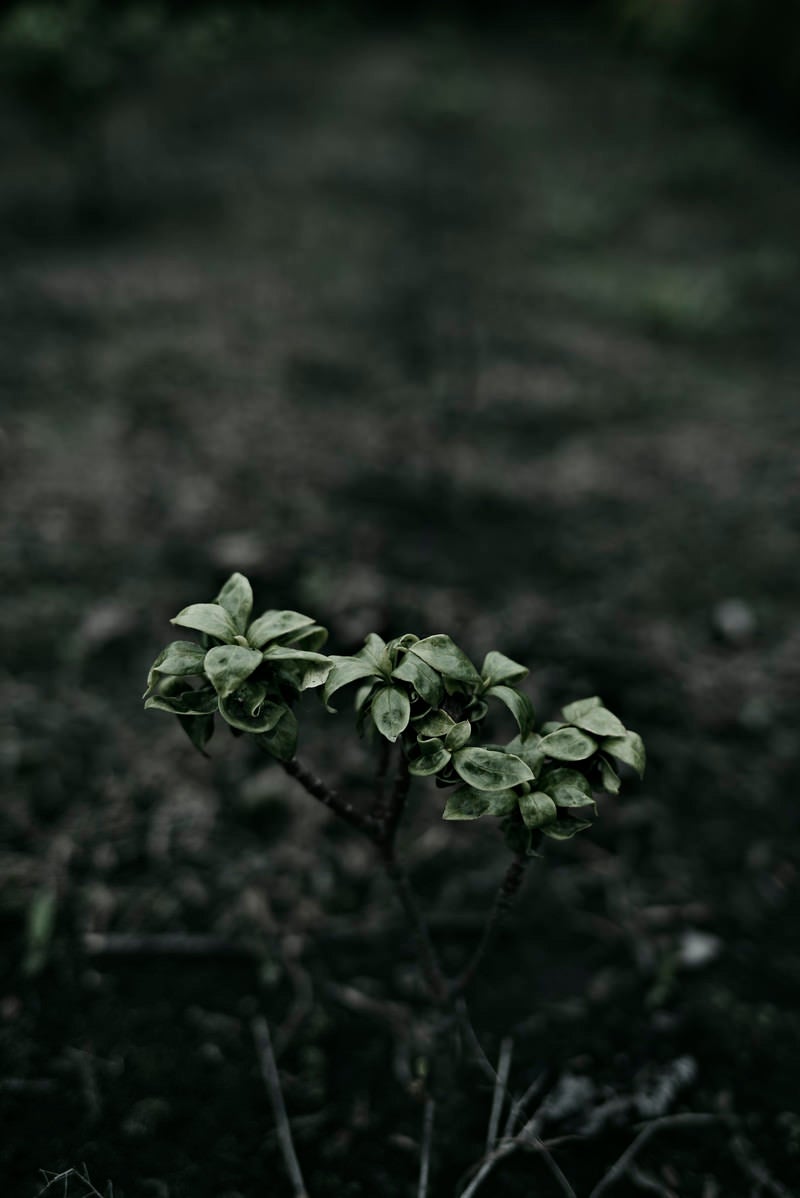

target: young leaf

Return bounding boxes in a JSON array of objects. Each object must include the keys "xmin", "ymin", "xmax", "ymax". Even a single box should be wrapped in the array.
[
  {"xmin": 540, "ymin": 727, "xmax": 597, "ymax": 761},
  {"xmin": 602, "ymin": 730, "xmax": 646, "ymax": 778},
  {"xmin": 204, "ymin": 644, "xmax": 263, "ymax": 699},
  {"xmin": 409, "ymin": 747, "xmax": 452, "ymax": 776},
  {"xmin": 391, "ymin": 653, "xmax": 443, "ymax": 707},
  {"xmin": 371, "ymin": 685, "xmax": 411, "ymax": 742},
  {"xmin": 445, "ymin": 720, "xmax": 471, "ymax": 751},
  {"xmin": 570, "ymin": 707, "xmax": 626, "ymax": 738},
  {"xmin": 539, "ymin": 767, "xmax": 592, "ymax": 803},
  {"xmin": 218, "ymin": 682, "xmax": 285, "ymax": 734},
  {"xmin": 145, "ymin": 641, "xmax": 207, "ymax": 692},
  {"xmin": 359, "ymin": 633, "xmax": 392, "ymax": 676},
  {"xmin": 261, "ymin": 647, "xmax": 333, "ymax": 690},
  {"xmin": 443, "ymin": 787, "xmax": 517, "ymax": 820},
  {"xmin": 171, "ymin": 603, "xmax": 237, "ymax": 643},
  {"xmin": 408, "ymin": 635, "xmax": 481, "ymax": 685},
  {"xmin": 481, "ymin": 650, "xmax": 528, "ymax": 687},
  {"xmin": 283, "ymin": 623, "xmax": 328, "ymax": 652},
  {"xmin": 561, "ymin": 696, "xmax": 602, "ymax": 722},
  {"xmin": 247, "ymin": 610, "xmax": 315, "ymax": 649},
  {"xmin": 215, "ymin": 573, "xmax": 253, "ymax": 634},
  {"xmin": 518, "ymin": 791, "xmax": 557, "ymax": 829},
  {"xmin": 452, "ymin": 747, "xmax": 533, "ymax": 791},
  {"xmin": 486, "ymin": 685, "xmax": 534, "ymax": 736},
  {"xmin": 323, "ymin": 656, "xmax": 378, "ymax": 708},
  {"xmin": 599, "ymin": 755, "xmax": 621, "ymax": 794},
  {"xmin": 178, "ymin": 713, "xmax": 215, "ymax": 755},
  {"xmin": 505, "ymin": 732, "xmax": 545, "ymax": 776},
  {"xmin": 541, "ymin": 817, "xmax": 593, "ymax": 840},
  {"xmin": 256, "ymin": 706, "xmax": 298, "ymax": 762},
  {"xmin": 145, "ymin": 687, "xmax": 220, "ymax": 716},
  {"xmin": 414, "ymin": 709, "xmax": 455, "ymax": 738}
]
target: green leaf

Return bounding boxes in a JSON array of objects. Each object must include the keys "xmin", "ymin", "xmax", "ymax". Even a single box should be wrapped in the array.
[
  {"xmin": 570, "ymin": 707, "xmax": 626, "ymax": 738},
  {"xmin": 323, "ymin": 656, "xmax": 379, "ymax": 708},
  {"xmin": 171, "ymin": 603, "xmax": 237, "ymax": 643},
  {"xmin": 408, "ymin": 635, "xmax": 481, "ymax": 685},
  {"xmin": 481, "ymin": 650, "xmax": 528, "ymax": 687},
  {"xmin": 409, "ymin": 748, "xmax": 452, "ymax": 776},
  {"xmin": 452, "ymin": 747, "xmax": 533, "ymax": 791},
  {"xmin": 540, "ymin": 727, "xmax": 597, "ymax": 761},
  {"xmin": 261, "ymin": 647, "xmax": 333, "ymax": 690},
  {"xmin": 204, "ymin": 644, "xmax": 263, "ymax": 699},
  {"xmin": 599, "ymin": 756, "xmax": 621, "ymax": 794},
  {"xmin": 561, "ymin": 696, "xmax": 602, "ymax": 722},
  {"xmin": 145, "ymin": 687, "xmax": 219, "ymax": 716},
  {"xmin": 178, "ymin": 713, "xmax": 215, "ymax": 755},
  {"xmin": 145, "ymin": 641, "xmax": 207, "ymax": 692},
  {"xmin": 247, "ymin": 610, "xmax": 315, "ymax": 649},
  {"xmin": 602, "ymin": 730, "xmax": 646, "ymax": 779},
  {"xmin": 541, "ymin": 817, "xmax": 593, "ymax": 840},
  {"xmin": 539, "ymin": 767, "xmax": 593, "ymax": 806},
  {"xmin": 443, "ymin": 787, "xmax": 518, "ymax": 820},
  {"xmin": 391, "ymin": 653, "xmax": 443, "ymax": 707},
  {"xmin": 218, "ymin": 682, "xmax": 285, "ymax": 733},
  {"xmin": 214, "ymin": 573, "xmax": 253, "ymax": 634},
  {"xmin": 256, "ymin": 707, "xmax": 298, "ymax": 762},
  {"xmin": 445, "ymin": 720, "xmax": 471, "ymax": 751},
  {"xmin": 518, "ymin": 791, "xmax": 557, "ymax": 829},
  {"xmin": 414, "ymin": 710, "xmax": 455, "ymax": 737},
  {"xmin": 486, "ymin": 685, "xmax": 534, "ymax": 736},
  {"xmin": 505, "ymin": 732, "xmax": 545, "ymax": 777},
  {"xmin": 359, "ymin": 633, "xmax": 392, "ymax": 676},
  {"xmin": 371, "ymin": 685, "xmax": 411, "ymax": 742},
  {"xmin": 284, "ymin": 623, "xmax": 328, "ymax": 652}
]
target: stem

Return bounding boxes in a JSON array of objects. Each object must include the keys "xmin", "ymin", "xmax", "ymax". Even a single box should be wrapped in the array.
[
  {"xmin": 282, "ymin": 757, "xmax": 379, "ymax": 838},
  {"xmin": 380, "ymin": 845, "xmax": 450, "ymax": 1003},
  {"xmin": 379, "ymin": 753, "xmax": 411, "ymax": 849},
  {"xmin": 251, "ymin": 1015, "xmax": 310, "ymax": 1198},
  {"xmin": 452, "ymin": 852, "xmax": 529, "ymax": 997}
]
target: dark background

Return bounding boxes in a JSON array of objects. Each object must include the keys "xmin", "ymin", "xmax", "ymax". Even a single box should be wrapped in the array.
[{"xmin": 2, "ymin": 3, "xmax": 799, "ymax": 1195}]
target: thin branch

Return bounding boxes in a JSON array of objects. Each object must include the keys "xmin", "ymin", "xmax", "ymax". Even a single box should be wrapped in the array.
[
  {"xmin": 83, "ymin": 932, "xmax": 250, "ymax": 957},
  {"xmin": 251, "ymin": 1015, "xmax": 310, "ymax": 1198},
  {"xmin": 486, "ymin": 1038, "xmax": 513, "ymax": 1153},
  {"xmin": 456, "ymin": 998, "xmax": 504, "ymax": 1086},
  {"xmin": 730, "ymin": 1132, "xmax": 794, "ymax": 1198},
  {"xmin": 536, "ymin": 1140, "xmax": 579, "ymax": 1198},
  {"xmin": 417, "ymin": 1097, "xmax": 435, "ymax": 1198},
  {"xmin": 588, "ymin": 1114, "xmax": 722, "ymax": 1198},
  {"xmin": 379, "ymin": 848, "xmax": 449, "ymax": 1003},
  {"xmin": 452, "ymin": 852, "xmax": 529, "ymax": 996},
  {"xmin": 503, "ymin": 1070, "xmax": 548, "ymax": 1139},
  {"xmin": 282, "ymin": 756, "xmax": 379, "ymax": 839},
  {"xmin": 380, "ymin": 754, "xmax": 412, "ymax": 849}
]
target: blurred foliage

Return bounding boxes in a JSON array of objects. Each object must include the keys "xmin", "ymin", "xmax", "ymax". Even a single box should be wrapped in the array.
[{"xmin": 614, "ymin": 0, "xmax": 800, "ymax": 128}]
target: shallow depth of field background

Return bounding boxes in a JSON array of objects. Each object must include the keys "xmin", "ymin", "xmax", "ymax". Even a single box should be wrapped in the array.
[{"xmin": 1, "ymin": 2, "xmax": 800, "ymax": 1195}]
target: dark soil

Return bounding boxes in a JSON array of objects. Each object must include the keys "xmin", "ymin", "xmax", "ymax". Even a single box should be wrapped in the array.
[{"xmin": 2, "ymin": 12, "xmax": 799, "ymax": 1197}]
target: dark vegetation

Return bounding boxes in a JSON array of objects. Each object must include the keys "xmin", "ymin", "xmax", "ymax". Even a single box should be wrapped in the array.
[{"xmin": 1, "ymin": 5, "xmax": 799, "ymax": 1196}]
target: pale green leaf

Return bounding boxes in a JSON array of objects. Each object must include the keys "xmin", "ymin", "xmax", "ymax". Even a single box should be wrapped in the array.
[
  {"xmin": 505, "ymin": 732, "xmax": 545, "ymax": 777},
  {"xmin": 599, "ymin": 756, "xmax": 621, "ymax": 794},
  {"xmin": 486, "ymin": 685, "xmax": 534, "ymax": 736},
  {"xmin": 371, "ymin": 685, "xmax": 411, "ymax": 742},
  {"xmin": 145, "ymin": 687, "xmax": 219, "ymax": 716},
  {"xmin": 171, "ymin": 603, "xmax": 237, "ymax": 643},
  {"xmin": 247, "ymin": 610, "xmax": 315, "ymax": 648},
  {"xmin": 359, "ymin": 633, "xmax": 392, "ymax": 676},
  {"xmin": 218, "ymin": 682, "xmax": 285, "ymax": 733},
  {"xmin": 214, "ymin": 573, "xmax": 253, "ymax": 634},
  {"xmin": 409, "ymin": 748, "xmax": 452, "ymax": 776},
  {"xmin": 391, "ymin": 653, "xmax": 443, "ymax": 707},
  {"xmin": 256, "ymin": 707, "xmax": 298, "ymax": 762},
  {"xmin": 178, "ymin": 713, "xmax": 215, "ymax": 755},
  {"xmin": 145, "ymin": 641, "xmax": 207, "ymax": 692},
  {"xmin": 445, "ymin": 720, "xmax": 471, "ymax": 751},
  {"xmin": 414, "ymin": 710, "xmax": 455, "ymax": 737},
  {"xmin": 541, "ymin": 817, "xmax": 593, "ymax": 840},
  {"xmin": 284, "ymin": 623, "xmax": 328, "ymax": 652},
  {"xmin": 323, "ymin": 656, "xmax": 378, "ymax": 708},
  {"xmin": 540, "ymin": 727, "xmax": 598, "ymax": 761},
  {"xmin": 261, "ymin": 647, "xmax": 333, "ymax": 690},
  {"xmin": 570, "ymin": 707, "xmax": 626, "ymax": 737},
  {"xmin": 602, "ymin": 730, "xmax": 646, "ymax": 778},
  {"xmin": 204, "ymin": 644, "xmax": 263, "ymax": 699},
  {"xmin": 452, "ymin": 747, "xmax": 533, "ymax": 791},
  {"xmin": 443, "ymin": 787, "xmax": 517, "ymax": 820},
  {"xmin": 539, "ymin": 767, "xmax": 593, "ymax": 804},
  {"xmin": 518, "ymin": 791, "xmax": 557, "ymax": 829},
  {"xmin": 409, "ymin": 635, "xmax": 481, "ymax": 685},
  {"xmin": 481, "ymin": 650, "xmax": 528, "ymax": 687},
  {"xmin": 561, "ymin": 696, "xmax": 602, "ymax": 722}
]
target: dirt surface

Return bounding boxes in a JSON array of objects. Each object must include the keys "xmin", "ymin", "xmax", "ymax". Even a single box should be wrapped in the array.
[{"xmin": 2, "ymin": 14, "xmax": 800, "ymax": 1197}]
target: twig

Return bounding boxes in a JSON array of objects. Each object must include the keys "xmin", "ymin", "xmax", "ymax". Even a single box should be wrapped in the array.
[
  {"xmin": 251, "ymin": 1015, "xmax": 310, "ymax": 1198},
  {"xmin": 536, "ymin": 1139, "xmax": 579, "ymax": 1198},
  {"xmin": 282, "ymin": 756, "xmax": 379, "ymax": 839},
  {"xmin": 417, "ymin": 1097, "xmax": 435, "ymax": 1198},
  {"xmin": 628, "ymin": 1165, "xmax": 675, "ymax": 1196},
  {"xmin": 452, "ymin": 852, "xmax": 529, "ymax": 996},
  {"xmin": 37, "ymin": 1165, "xmax": 108, "ymax": 1197},
  {"xmin": 486, "ymin": 1038, "xmax": 513, "ymax": 1153},
  {"xmin": 503, "ymin": 1070, "xmax": 548, "ymax": 1139},
  {"xmin": 83, "ymin": 932, "xmax": 250, "ymax": 957},
  {"xmin": 455, "ymin": 998, "xmax": 502, "ymax": 1085},
  {"xmin": 380, "ymin": 849, "xmax": 449, "ymax": 1003},
  {"xmin": 588, "ymin": 1114, "xmax": 722, "ymax": 1198},
  {"xmin": 380, "ymin": 754, "xmax": 412, "ymax": 849},
  {"xmin": 730, "ymin": 1132, "xmax": 794, "ymax": 1198}
]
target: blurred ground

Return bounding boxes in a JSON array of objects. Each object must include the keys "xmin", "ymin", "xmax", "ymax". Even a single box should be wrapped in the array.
[{"xmin": 1, "ymin": 12, "xmax": 800, "ymax": 1197}]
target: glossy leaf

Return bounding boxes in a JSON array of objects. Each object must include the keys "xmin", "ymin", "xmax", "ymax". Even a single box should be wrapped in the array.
[
  {"xmin": 178, "ymin": 713, "xmax": 215, "ymax": 755},
  {"xmin": 505, "ymin": 732, "xmax": 545, "ymax": 777},
  {"xmin": 445, "ymin": 720, "xmax": 471, "ymax": 751},
  {"xmin": 261, "ymin": 647, "xmax": 332, "ymax": 690},
  {"xmin": 145, "ymin": 686, "xmax": 219, "ymax": 716},
  {"xmin": 443, "ymin": 787, "xmax": 517, "ymax": 820},
  {"xmin": 215, "ymin": 573, "xmax": 253, "ymax": 634},
  {"xmin": 145, "ymin": 641, "xmax": 207, "ymax": 692},
  {"xmin": 323, "ymin": 657, "xmax": 378, "ymax": 708},
  {"xmin": 452, "ymin": 747, "xmax": 533, "ymax": 791},
  {"xmin": 602, "ymin": 730, "xmax": 646, "ymax": 778},
  {"xmin": 481, "ymin": 650, "xmax": 528, "ymax": 687},
  {"xmin": 540, "ymin": 727, "xmax": 597, "ymax": 761},
  {"xmin": 486, "ymin": 685, "xmax": 534, "ymax": 736},
  {"xmin": 247, "ymin": 610, "xmax": 315, "ymax": 649},
  {"xmin": 256, "ymin": 707, "xmax": 298, "ymax": 762},
  {"xmin": 204, "ymin": 644, "xmax": 263, "ymax": 699},
  {"xmin": 171, "ymin": 603, "xmax": 237, "ymax": 643},
  {"xmin": 409, "ymin": 635, "xmax": 481, "ymax": 685},
  {"xmin": 570, "ymin": 707, "xmax": 626, "ymax": 738},
  {"xmin": 284, "ymin": 623, "xmax": 328, "ymax": 652},
  {"xmin": 561, "ymin": 696, "xmax": 602, "ymax": 722},
  {"xmin": 599, "ymin": 756, "xmax": 621, "ymax": 794},
  {"xmin": 218, "ymin": 682, "xmax": 285, "ymax": 734},
  {"xmin": 518, "ymin": 791, "xmax": 557, "ymax": 829},
  {"xmin": 359, "ymin": 633, "xmax": 392, "ymax": 676},
  {"xmin": 541, "ymin": 817, "xmax": 593, "ymax": 840},
  {"xmin": 415, "ymin": 710, "xmax": 455, "ymax": 737},
  {"xmin": 391, "ymin": 653, "xmax": 443, "ymax": 707},
  {"xmin": 371, "ymin": 685, "xmax": 411, "ymax": 742},
  {"xmin": 539, "ymin": 767, "xmax": 593, "ymax": 805},
  {"xmin": 409, "ymin": 748, "xmax": 452, "ymax": 776}
]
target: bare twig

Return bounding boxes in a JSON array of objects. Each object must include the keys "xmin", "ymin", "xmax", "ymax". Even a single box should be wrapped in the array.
[
  {"xmin": 452, "ymin": 852, "xmax": 529, "ymax": 996},
  {"xmin": 588, "ymin": 1114, "xmax": 722, "ymax": 1198},
  {"xmin": 455, "ymin": 998, "xmax": 502, "ymax": 1086},
  {"xmin": 536, "ymin": 1140, "xmax": 579, "ymax": 1198},
  {"xmin": 730, "ymin": 1132, "xmax": 794, "ymax": 1198},
  {"xmin": 83, "ymin": 932, "xmax": 249, "ymax": 957},
  {"xmin": 628, "ymin": 1165, "xmax": 676, "ymax": 1196},
  {"xmin": 417, "ymin": 1097, "xmax": 435, "ymax": 1198},
  {"xmin": 251, "ymin": 1015, "xmax": 310, "ymax": 1198},
  {"xmin": 379, "ymin": 849, "xmax": 449, "ymax": 1003},
  {"xmin": 503, "ymin": 1070, "xmax": 548, "ymax": 1139},
  {"xmin": 281, "ymin": 756, "xmax": 379, "ymax": 839},
  {"xmin": 486, "ymin": 1038, "xmax": 513, "ymax": 1153},
  {"xmin": 37, "ymin": 1165, "xmax": 109, "ymax": 1197}
]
